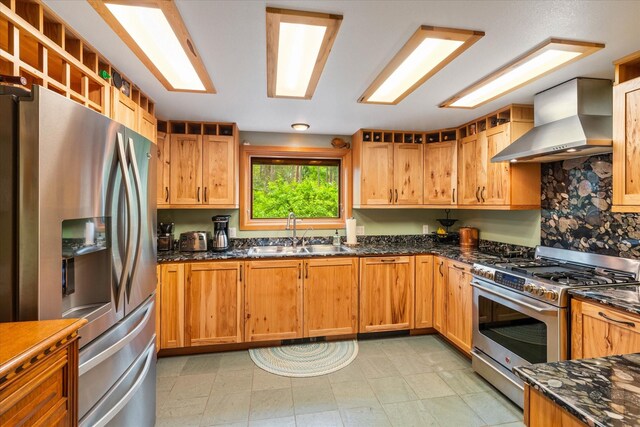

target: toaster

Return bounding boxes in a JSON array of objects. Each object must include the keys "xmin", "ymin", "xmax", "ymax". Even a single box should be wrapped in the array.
[{"xmin": 179, "ymin": 231, "xmax": 211, "ymax": 252}]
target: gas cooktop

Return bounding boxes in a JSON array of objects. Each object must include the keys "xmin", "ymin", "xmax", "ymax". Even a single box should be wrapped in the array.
[{"xmin": 472, "ymin": 246, "xmax": 640, "ymax": 307}]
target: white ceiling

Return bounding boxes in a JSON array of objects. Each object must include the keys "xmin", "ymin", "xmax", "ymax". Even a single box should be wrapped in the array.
[{"xmin": 44, "ymin": 0, "xmax": 640, "ymax": 135}]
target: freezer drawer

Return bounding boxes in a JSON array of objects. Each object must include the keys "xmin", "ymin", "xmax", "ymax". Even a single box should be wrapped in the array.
[
  {"xmin": 78, "ymin": 295, "xmax": 155, "ymax": 420},
  {"xmin": 80, "ymin": 339, "xmax": 156, "ymax": 427}
]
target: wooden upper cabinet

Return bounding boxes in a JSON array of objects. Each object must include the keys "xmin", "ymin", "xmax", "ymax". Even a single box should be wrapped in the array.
[
  {"xmin": 432, "ymin": 257, "xmax": 447, "ymax": 334},
  {"xmin": 361, "ymin": 142, "xmax": 394, "ymax": 205},
  {"xmin": 394, "ymin": 144, "xmax": 423, "ymax": 204},
  {"xmin": 304, "ymin": 258, "xmax": 358, "ymax": 337},
  {"xmin": 159, "ymin": 263, "xmax": 185, "ymax": 349},
  {"xmin": 359, "ymin": 256, "xmax": 414, "ymax": 333},
  {"xmin": 185, "ymin": 262, "xmax": 243, "ymax": 346},
  {"xmin": 245, "ymin": 260, "xmax": 303, "ymax": 342},
  {"xmin": 138, "ymin": 108, "xmax": 157, "ymax": 143},
  {"xmin": 156, "ymin": 132, "xmax": 170, "ymax": 206},
  {"xmin": 613, "ymin": 77, "xmax": 640, "ymax": 211},
  {"xmin": 458, "ymin": 134, "xmax": 480, "ymax": 205},
  {"xmin": 169, "ymin": 134, "xmax": 203, "ymax": 205},
  {"xmin": 202, "ymin": 135, "xmax": 235, "ymax": 205},
  {"xmin": 571, "ymin": 298, "xmax": 640, "ymax": 359},
  {"xmin": 111, "ymin": 88, "xmax": 138, "ymax": 131},
  {"xmin": 484, "ymin": 125, "xmax": 511, "ymax": 205},
  {"xmin": 445, "ymin": 260, "xmax": 472, "ymax": 355},
  {"xmin": 424, "ymin": 141, "xmax": 457, "ymax": 205},
  {"xmin": 414, "ymin": 255, "xmax": 434, "ymax": 329}
]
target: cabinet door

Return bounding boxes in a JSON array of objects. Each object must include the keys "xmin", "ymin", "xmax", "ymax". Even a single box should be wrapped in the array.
[
  {"xmin": 613, "ymin": 78, "xmax": 640, "ymax": 208},
  {"xmin": 138, "ymin": 108, "xmax": 156, "ymax": 142},
  {"xmin": 159, "ymin": 264, "xmax": 184, "ymax": 349},
  {"xmin": 361, "ymin": 142, "xmax": 394, "ymax": 205},
  {"xmin": 571, "ymin": 299, "xmax": 640, "ymax": 359},
  {"xmin": 169, "ymin": 134, "xmax": 203, "ymax": 205},
  {"xmin": 424, "ymin": 141, "xmax": 457, "ymax": 205},
  {"xmin": 359, "ymin": 256, "xmax": 414, "ymax": 332},
  {"xmin": 245, "ymin": 260, "xmax": 303, "ymax": 341},
  {"xmin": 304, "ymin": 258, "xmax": 358, "ymax": 337},
  {"xmin": 393, "ymin": 144, "xmax": 423, "ymax": 204},
  {"xmin": 156, "ymin": 132, "xmax": 170, "ymax": 206},
  {"xmin": 475, "ymin": 131, "xmax": 488, "ymax": 203},
  {"xmin": 111, "ymin": 88, "xmax": 137, "ymax": 130},
  {"xmin": 185, "ymin": 262, "xmax": 242, "ymax": 346},
  {"xmin": 202, "ymin": 135, "xmax": 235, "ymax": 205},
  {"xmin": 458, "ymin": 135, "xmax": 479, "ymax": 205},
  {"xmin": 446, "ymin": 261, "xmax": 472, "ymax": 354},
  {"xmin": 484, "ymin": 125, "xmax": 511, "ymax": 205},
  {"xmin": 432, "ymin": 257, "xmax": 447, "ymax": 334},
  {"xmin": 415, "ymin": 255, "xmax": 434, "ymax": 329}
]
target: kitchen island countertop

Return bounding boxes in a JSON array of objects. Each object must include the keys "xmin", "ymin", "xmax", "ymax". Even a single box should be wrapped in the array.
[{"xmin": 514, "ymin": 353, "xmax": 640, "ymax": 427}]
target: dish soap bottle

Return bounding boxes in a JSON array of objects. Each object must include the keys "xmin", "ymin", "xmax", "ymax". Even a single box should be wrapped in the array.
[{"xmin": 333, "ymin": 230, "xmax": 341, "ymax": 246}]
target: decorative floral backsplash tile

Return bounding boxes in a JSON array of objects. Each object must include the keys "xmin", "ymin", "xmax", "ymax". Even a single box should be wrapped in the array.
[{"xmin": 541, "ymin": 154, "xmax": 640, "ymax": 259}]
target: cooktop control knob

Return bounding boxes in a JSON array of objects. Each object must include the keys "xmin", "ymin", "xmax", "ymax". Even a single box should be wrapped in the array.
[
  {"xmin": 524, "ymin": 283, "xmax": 535, "ymax": 293},
  {"xmin": 545, "ymin": 290, "xmax": 559, "ymax": 301},
  {"xmin": 534, "ymin": 287, "xmax": 546, "ymax": 297}
]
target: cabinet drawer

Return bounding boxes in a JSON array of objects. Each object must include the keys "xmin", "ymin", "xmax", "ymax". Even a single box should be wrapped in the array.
[
  {"xmin": 580, "ymin": 301, "xmax": 639, "ymax": 334},
  {"xmin": 0, "ymin": 349, "xmax": 70, "ymax": 426}
]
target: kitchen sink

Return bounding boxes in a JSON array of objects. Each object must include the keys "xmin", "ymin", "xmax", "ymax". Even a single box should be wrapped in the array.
[
  {"xmin": 247, "ymin": 244, "xmax": 353, "ymax": 256},
  {"xmin": 305, "ymin": 244, "xmax": 353, "ymax": 254}
]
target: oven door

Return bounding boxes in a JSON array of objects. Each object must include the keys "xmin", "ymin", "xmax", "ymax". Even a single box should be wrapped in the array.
[{"xmin": 471, "ymin": 278, "xmax": 566, "ymax": 407}]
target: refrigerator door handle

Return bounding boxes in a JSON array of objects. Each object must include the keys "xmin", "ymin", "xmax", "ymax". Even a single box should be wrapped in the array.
[
  {"xmin": 116, "ymin": 133, "xmax": 134, "ymax": 307},
  {"xmin": 78, "ymin": 297, "xmax": 154, "ymax": 375},
  {"xmin": 125, "ymin": 136, "xmax": 143, "ymax": 302}
]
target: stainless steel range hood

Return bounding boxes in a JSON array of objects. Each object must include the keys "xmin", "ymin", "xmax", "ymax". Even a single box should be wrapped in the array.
[{"xmin": 492, "ymin": 78, "xmax": 612, "ymax": 163}]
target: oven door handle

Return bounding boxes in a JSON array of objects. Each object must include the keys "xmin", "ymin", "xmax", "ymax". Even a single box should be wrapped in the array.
[{"xmin": 471, "ymin": 281, "xmax": 557, "ymax": 315}]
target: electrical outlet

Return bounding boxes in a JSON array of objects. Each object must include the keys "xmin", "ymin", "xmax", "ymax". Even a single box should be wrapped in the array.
[
  {"xmin": 356, "ymin": 226, "xmax": 365, "ymax": 236},
  {"xmin": 228, "ymin": 227, "xmax": 237, "ymax": 238},
  {"xmin": 422, "ymin": 225, "xmax": 429, "ymax": 235}
]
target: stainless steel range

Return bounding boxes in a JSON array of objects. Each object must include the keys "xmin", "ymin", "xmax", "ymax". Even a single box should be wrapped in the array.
[{"xmin": 470, "ymin": 246, "xmax": 640, "ymax": 408}]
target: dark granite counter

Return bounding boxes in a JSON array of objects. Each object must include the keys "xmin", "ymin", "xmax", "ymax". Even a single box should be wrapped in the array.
[
  {"xmin": 514, "ymin": 353, "xmax": 640, "ymax": 427},
  {"xmin": 569, "ymin": 285, "xmax": 640, "ymax": 316},
  {"xmin": 157, "ymin": 238, "xmax": 533, "ymax": 265}
]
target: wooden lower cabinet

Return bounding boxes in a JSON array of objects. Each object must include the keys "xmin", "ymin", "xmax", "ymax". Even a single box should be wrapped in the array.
[
  {"xmin": 571, "ymin": 298, "xmax": 640, "ymax": 358},
  {"xmin": 0, "ymin": 319, "xmax": 85, "ymax": 427},
  {"xmin": 158, "ymin": 263, "xmax": 185, "ymax": 349},
  {"xmin": 445, "ymin": 260, "xmax": 473, "ymax": 355},
  {"xmin": 185, "ymin": 262, "xmax": 243, "ymax": 346},
  {"xmin": 415, "ymin": 255, "xmax": 434, "ymax": 329},
  {"xmin": 245, "ymin": 260, "xmax": 303, "ymax": 342},
  {"xmin": 524, "ymin": 385, "xmax": 586, "ymax": 427},
  {"xmin": 432, "ymin": 257, "xmax": 447, "ymax": 334},
  {"xmin": 359, "ymin": 256, "xmax": 415, "ymax": 333},
  {"xmin": 304, "ymin": 257, "xmax": 358, "ymax": 337}
]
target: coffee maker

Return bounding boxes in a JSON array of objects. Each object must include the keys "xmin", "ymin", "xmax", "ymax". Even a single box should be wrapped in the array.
[
  {"xmin": 212, "ymin": 215, "xmax": 231, "ymax": 252},
  {"xmin": 157, "ymin": 222, "xmax": 175, "ymax": 251}
]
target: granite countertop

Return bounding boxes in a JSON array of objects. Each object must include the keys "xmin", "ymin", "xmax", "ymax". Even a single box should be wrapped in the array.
[
  {"xmin": 569, "ymin": 285, "xmax": 640, "ymax": 316},
  {"xmin": 156, "ymin": 242, "xmax": 524, "ymax": 265},
  {"xmin": 514, "ymin": 353, "xmax": 640, "ymax": 427}
]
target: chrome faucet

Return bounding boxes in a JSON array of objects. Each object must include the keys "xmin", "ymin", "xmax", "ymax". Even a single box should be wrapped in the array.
[{"xmin": 286, "ymin": 212, "xmax": 301, "ymax": 248}]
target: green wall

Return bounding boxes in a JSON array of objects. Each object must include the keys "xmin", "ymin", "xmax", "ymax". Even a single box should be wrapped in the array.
[{"xmin": 158, "ymin": 131, "xmax": 541, "ymax": 247}]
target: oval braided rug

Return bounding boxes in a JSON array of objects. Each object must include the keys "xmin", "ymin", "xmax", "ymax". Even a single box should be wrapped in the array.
[{"xmin": 249, "ymin": 340, "xmax": 358, "ymax": 377}]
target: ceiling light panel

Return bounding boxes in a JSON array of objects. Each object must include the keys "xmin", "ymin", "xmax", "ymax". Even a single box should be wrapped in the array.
[
  {"xmin": 88, "ymin": 0, "xmax": 215, "ymax": 93},
  {"xmin": 267, "ymin": 8, "xmax": 343, "ymax": 99},
  {"xmin": 359, "ymin": 26, "xmax": 484, "ymax": 105},
  {"xmin": 441, "ymin": 38, "xmax": 604, "ymax": 109}
]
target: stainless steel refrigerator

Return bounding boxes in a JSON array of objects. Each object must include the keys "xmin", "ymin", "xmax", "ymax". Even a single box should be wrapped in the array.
[{"xmin": 0, "ymin": 85, "xmax": 157, "ymax": 426}]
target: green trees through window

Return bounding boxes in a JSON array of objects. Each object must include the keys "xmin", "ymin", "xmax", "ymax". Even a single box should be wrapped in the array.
[{"xmin": 251, "ymin": 157, "xmax": 340, "ymax": 219}]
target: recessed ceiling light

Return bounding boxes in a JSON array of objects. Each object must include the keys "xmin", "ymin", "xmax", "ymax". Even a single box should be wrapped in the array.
[
  {"xmin": 291, "ymin": 123, "xmax": 310, "ymax": 131},
  {"xmin": 88, "ymin": 0, "xmax": 215, "ymax": 93},
  {"xmin": 441, "ymin": 38, "xmax": 604, "ymax": 108},
  {"xmin": 510, "ymin": 159, "xmax": 518, "ymax": 163},
  {"xmin": 359, "ymin": 26, "xmax": 484, "ymax": 105},
  {"xmin": 266, "ymin": 7, "xmax": 342, "ymax": 99}
]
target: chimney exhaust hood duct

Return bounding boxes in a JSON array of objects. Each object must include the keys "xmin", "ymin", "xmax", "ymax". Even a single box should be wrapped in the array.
[{"xmin": 491, "ymin": 78, "xmax": 612, "ymax": 163}]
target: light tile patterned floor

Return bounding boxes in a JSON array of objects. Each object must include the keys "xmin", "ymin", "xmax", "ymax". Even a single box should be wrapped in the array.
[{"xmin": 155, "ymin": 335, "xmax": 524, "ymax": 427}]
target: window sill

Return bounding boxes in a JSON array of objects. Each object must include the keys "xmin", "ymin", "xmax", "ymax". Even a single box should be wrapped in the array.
[{"xmin": 241, "ymin": 218, "xmax": 346, "ymax": 231}]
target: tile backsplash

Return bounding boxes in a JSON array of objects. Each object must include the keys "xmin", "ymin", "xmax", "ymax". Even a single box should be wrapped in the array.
[{"xmin": 541, "ymin": 154, "xmax": 640, "ymax": 259}]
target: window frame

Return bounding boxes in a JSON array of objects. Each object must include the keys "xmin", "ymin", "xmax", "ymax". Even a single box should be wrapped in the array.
[{"xmin": 240, "ymin": 145, "xmax": 352, "ymax": 230}]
